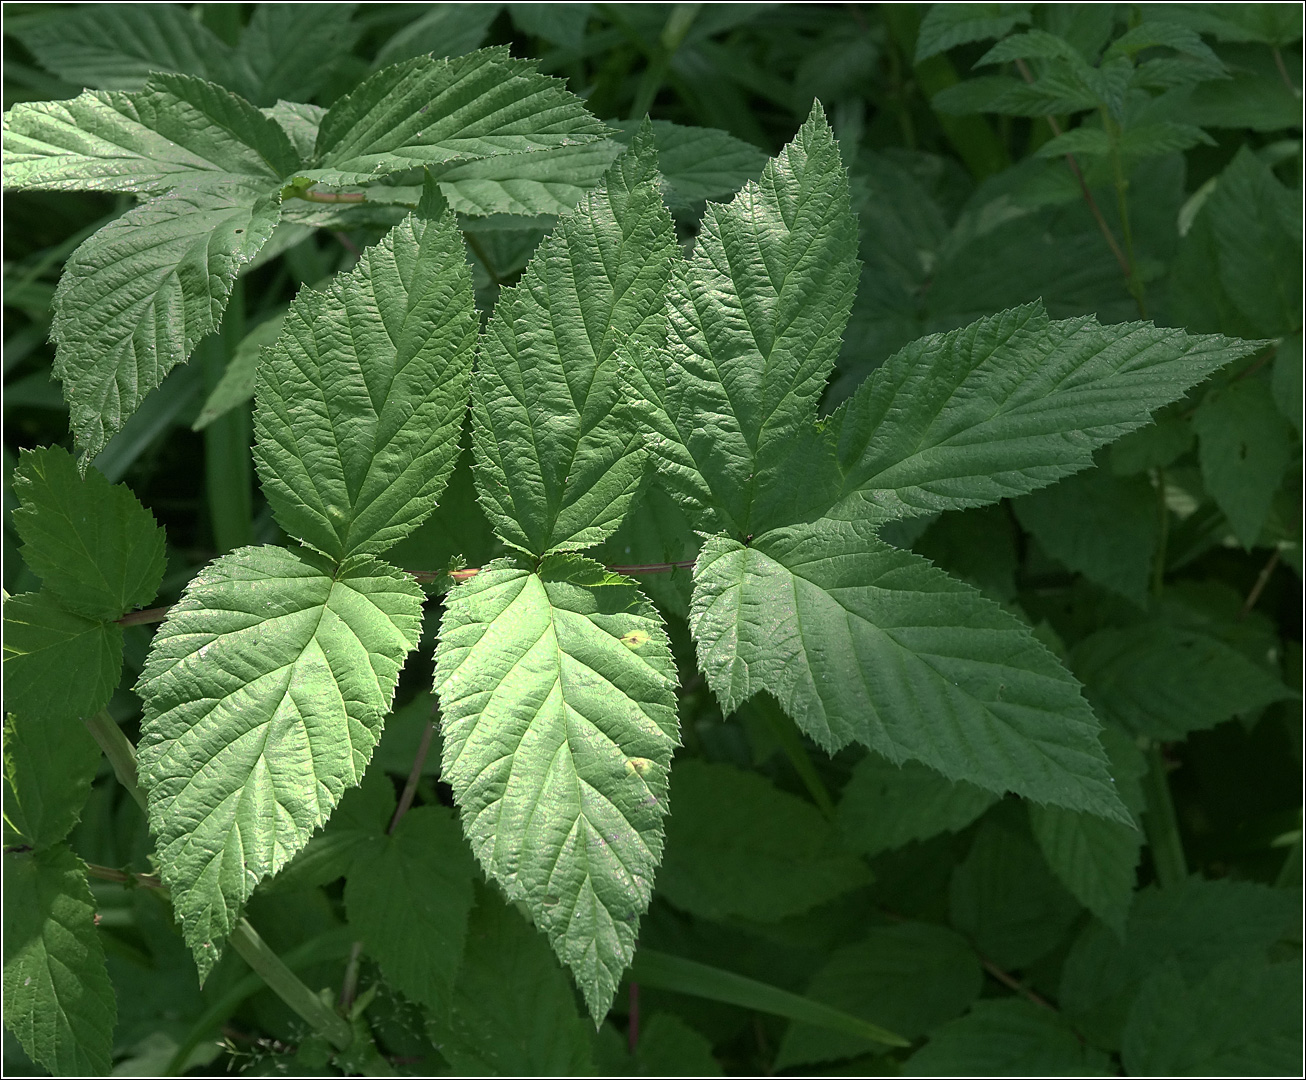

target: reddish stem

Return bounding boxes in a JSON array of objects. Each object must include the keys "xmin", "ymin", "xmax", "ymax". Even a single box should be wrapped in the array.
[{"xmin": 628, "ymin": 981, "xmax": 640, "ymax": 1054}]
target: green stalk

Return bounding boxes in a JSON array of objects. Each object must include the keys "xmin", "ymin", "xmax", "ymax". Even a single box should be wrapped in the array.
[
  {"xmin": 760, "ymin": 707, "xmax": 837, "ymax": 820},
  {"xmin": 84, "ymin": 710, "xmax": 146, "ymax": 812},
  {"xmin": 1102, "ymin": 107, "xmax": 1148, "ymax": 318},
  {"xmin": 200, "ymin": 279, "xmax": 253, "ymax": 554},
  {"xmin": 1152, "ymin": 467, "xmax": 1170, "ymax": 599},
  {"xmin": 627, "ymin": 3, "xmax": 700, "ymax": 118},
  {"xmin": 1141, "ymin": 741, "xmax": 1188, "ymax": 888}
]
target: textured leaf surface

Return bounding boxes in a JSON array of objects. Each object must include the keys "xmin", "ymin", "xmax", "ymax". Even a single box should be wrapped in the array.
[
  {"xmin": 53, "ymin": 184, "xmax": 281, "ymax": 465},
  {"xmin": 436, "ymin": 139, "xmax": 622, "ymax": 217},
  {"xmin": 434, "ymin": 555, "xmax": 679, "ymax": 1017},
  {"xmin": 233, "ymin": 4, "xmax": 360, "ymax": 106},
  {"xmin": 2, "ymin": 592, "xmax": 122, "ymax": 726},
  {"xmin": 253, "ymin": 206, "xmax": 477, "ymax": 560},
  {"xmin": 12, "ymin": 444, "xmax": 165, "ymax": 619},
  {"xmin": 827, "ymin": 303, "xmax": 1261, "ymax": 523},
  {"xmin": 612, "ymin": 119, "xmax": 768, "ymax": 207},
  {"xmin": 2, "ymin": 72, "xmax": 298, "ymax": 193},
  {"xmin": 658, "ymin": 760, "xmax": 870, "ymax": 922},
  {"xmin": 904, "ymin": 999, "xmax": 1111, "ymax": 1077},
  {"xmin": 627, "ymin": 102, "xmax": 859, "ymax": 535},
  {"xmin": 3, "ymin": 845, "xmax": 116, "ymax": 1077},
  {"xmin": 428, "ymin": 890, "xmax": 594, "ymax": 1074},
  {"xmin": 345, "ymin": 806, "xmax": 476, "ymax": 1014},
  {"xmin": 915, "ymin": 3, "xmax": 1032, "ymax": 62},
  {"xmin": 3, "ymin": 710, "xmax": 102, "ymax": 851},
  {"xmin": 311, "ymin": 48, "xmax": 609, "ymax": 185},
  {"xmin": 374, "ymin": 4, "xmax": 499, "ymax": 66},
  {"xmin": 472, "ymin": 128, "xmax": 675, "ymax": 555},
  {"xmin": 837, "ymin": 754, "xmax": 997, "ymax": 858},
  {"xmin": 136, "ymin": 545, "xmax": 423, "ymax": 978},
  {"xmin": 777, "ymin": 923, "xmax": 982, "ymax": 1068},
  {"xmin": 691, "ymin": 519, "xmax": 1126, "ymax": 818}
]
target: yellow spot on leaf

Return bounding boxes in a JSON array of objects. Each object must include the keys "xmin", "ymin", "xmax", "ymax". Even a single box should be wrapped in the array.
[
  {"xmin": 625, "ymin": 757, "xmax": 654, "ymax": 777},
  {"xmin": 620, "ymin": 629, "xmax": 649, "ymax": 649}
]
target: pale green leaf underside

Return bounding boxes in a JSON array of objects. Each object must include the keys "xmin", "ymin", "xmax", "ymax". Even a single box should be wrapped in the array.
[
  {"xmin": 2, "ymin": 72, "xmax": 298, "ymax": 193},
  {"xmin": 54, "ymin": 185, "xmax": 281, "ymax": 465},
  {"xmin": 12, "ymin": 444, "xmax": 165, "ymax": 620},
  {"xmin": 253, "ymin": 207, "xmax": 477, "ymax": 560},
  {"xmin": 1, "ymin": 592, "xmax": 122, "ymax": 726},
  {"xmin": 690, "ymin": 520, "xmax": 1127, "ymax": 820},
  {"xmin": 3, "ymin": 845, "xmax": 117, "ymax": 1077},
  {"xmin": 3, "ymin": 709, "xmax": 103, "ymax": 851},
  {"xmin": 435, "ymin": 555, "xmax": 679, "ymax": 1018},
  {"xmin": 829, "ymin": 303, "xmax": 1262, "ymax": 523},
  {"xmin": 629, "ymin": 102, "xmax": 860, "ymax": 536},
  {"xmin": 436, "ymin": 139, "xmax": 623, "ymax": 217},
  {"xmin": 136, "ymin": 545, "xmax": 422, "ymax": 978},
  {"xmin": 472, "ymin": 127, "xmax": 675, "ymax": 556},
  {"xmin": 309, "ymin": 48, "xmax": 610, "ymax": 185}
]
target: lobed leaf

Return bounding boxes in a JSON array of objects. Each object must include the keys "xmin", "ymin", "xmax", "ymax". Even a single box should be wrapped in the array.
[
  {"xmin": 434, "ymin": 555, "xmax": 679, "ymax": 1018},
  {"xmin": 253, "ymin": 202, "xmax": 477, "ymax": 560},
  {"xmin": 136, "ymin": 545, "xmax": 423, "ymax": 979},
  {"xmin": 472, "ymin": 125, "xmax": 676, "ymax": 556},
  {"xmin": 690, "ymin": 519, "xmax": 1128, "ymax": 819}
]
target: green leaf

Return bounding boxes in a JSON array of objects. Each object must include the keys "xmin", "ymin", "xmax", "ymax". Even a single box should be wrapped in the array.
[
  {"xmin": 1194, "ymin": 376, "xmax": 1294, "ymax": 548},
  {"xmin": 626, "ymin": 102, "xmax": 859, "ymax": 536},
  {"xmin": 3, "ymin": 845, "xmax": 116, "ymax": 1077},
  {"xmin": 374, "ymin": 4, "xmax": 501, "ymax": 66},
  {"xmin": 192, "ymin": 312, "xmax": 285, "ymax": 431},
  {"xmin": 915, "ymin": 4, "xmax": 1032, "ymax": 62},
  {"xmin": 11, "ymin": 3, "xmax": 234, "ymax": 91},
  {"xmin": 135, "ymin": 545, "xmax": 423, "ymax": 979},
  {"xmin": 472, "ymin": 126, "xmax": 675, "ymax": 556},
  {"xmin": 657, "ymin": 760, "xmax": 870, "ymax": 922},
  {"xmin": 344, "ymin": 806, "xmax": 476, "ymax": 1014},
  {"xmin": 690, "ymin": 519, "xmax": 1127, "ymax": 819},
  {"xmin": 827, "ymin": 303, "xmax": 1260, "ymax": 524},
  {"xmin": 310, "ymin": 48, "xmax": 609, "ymax": 186},
  {"xmin": 1014, "ymin": 466, "xmax": 1158, "ymax": 607},
  {"xmin": 434, "ymin": 554, "xmax": 679, "ymax": 1018},
  {"xmin": 1121, "ymin": 954, "xmax": 1302, "ymax": 1076},
  {"xmin": 428, "ymin": 888, "xmax": 594, "ymax": 1074},
  {"xmin": 435, "ymin": 139, "xmax": 623, "ymax": 217},
  {"xmin": 912, "ymin": 504, "xmax": 1018, "ymax": 603},
  {"xmin": 776, "ymin": 923, "xmax": 983, "ymax": 1068},
  {"xmin": 904, "ymin": 999, "xmax": 1112, "ymax": 1076},
  {"xmin": 53, "ymin": 184, "xmax": 282, "ymax": 466},
  {"xmin": 1071, "ymin": 589, "xmax": 1293, "ymax": 739},
  {"xmin": 3, "ymin": 709, "xmax": 102, "ymax": 851},
  {"xmin": 2, "ymin": 72, "xmax": 299, "ymax": 193},
  {"xmin": 509, "ymin": 3, "xmax": 591, "ymax": 49},
  {"xmin": 949, "ymin": 815, "xmax": 1083, "ymax": 969},
  {"xmin": 611, "ymin": 119, "xmax": 768, "ymax": 208},
  {"xmin": 252, "ymin": 206, "xmax": 477, "ymax": 561},
  {"xmin": 595, "ymin": 1011, "xmax": 722, "ymax": 1076},
  {"xmin": 1, "ymin": 591, "xmax": 122, "ymax": 726},
  {"xmin": 233, "ymin": 4, "xmax": 360, "ymax": 106},
  {"xmin": 837, "ymin": 754, "xmax": 997, "ymax": 858},
  {"xmin": 12, "ymin": 444, "xmax": 165, "ymax": 619}
]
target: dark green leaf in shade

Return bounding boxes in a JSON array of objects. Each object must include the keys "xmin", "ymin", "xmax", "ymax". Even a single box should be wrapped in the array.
[
  {"xmin": 1272, "ymin": 332, "xmax": 1303, "ymax": 436},
  {"xmin": 837, "ymin": 754, "xmax": 997, "ymax": 858},
  {"xmin": 2, "ymin": 845, "xmax": 117, "ymax": 1077},
  {"xmin": 776, "ymin": 922, "xmax": 983, "ymax": 1068},
  {"xmin": 912, "ymin": 504, "xmax": 1019, "ymax": 602},
  {"xmin": 135, "ymin": 546, "xmax": 423, "ymax": 980},
  {"xmin": 657, "ymin": 760, "xmax": 870, "ymax": 922},
  {"xmin": 434, "ymin": 555, "xmax": 680, "ymax": 1018},
  {"xmin": 595, "ymin": 1011, "xmax": 723, "ymax": 1076},
  {"xmin": 471, "ymin": 125, "xmax": 675, "ymax": 555},
  {"xmin": 12, "ymin": 444, "xmax": 164, "ymax": 619},
  {"xmin": 903, "ymin": 998, "xmax": 1112, "ymax": 1076},
  {"xmin": 344, "ymin": 806, "xmax": 476, "ymax": 1014},
  {"xmin": 427, "ymin": 889, "xmax": 594, "ymax": 1073},
  {"xmin": 1108, "ymin": 412, "xmax": 1194, "ymax": 475},
  {"xmin": 949, "ymin": 815, "xmax": 1083, "ymax": 970},
  {"xmin": 192, "ymin": 312, "xmax": 285, "ymax": 431},
  {"xmin": 914, "ymin": 4, "xmax": 1033, "ymax": 62},
  {"xmin": 374, "ymin": 4, "xmax": 501, "ymax": 67},
  {"xmin": 253, "ymin": 206, "xmax": 477, "ymax": 560},
  {"xmin": 232, "ymin": 4, "xmax": 360, "ymax": 106},
  {"xmin": 691, "ymin": 519, "xmax": 1128, "ymax": 819},
  {"xmin": 610, "ymin": 119, "xmax": 768, "ymax": 208},
  {"xmin": 3, "ymin": 709, "xmax": 102, "ymax": 851},
  {"xmin": 1, "ymin": 591, "xmax": 123, "ymax": 726}
]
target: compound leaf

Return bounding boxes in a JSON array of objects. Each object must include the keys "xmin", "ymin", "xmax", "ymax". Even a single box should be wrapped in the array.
[
  {"xmin": 434, "ymin": 554, "xmax": 679, "ymax": 1018},
  {"xmin": 53, "ymin": 184, "xmax": 281, "ymax": 466},
  {"xmin": 1, "ymin": 592, "xmax": 123, "ymax": 726},
  {"xmin": 253, "ymin": 205, "xmax": 477, "ymax": 560},
  {"xmin": 344, "ymin": 806, "xmax": 476, "ymax": 1015},
  {"xmin": 627, "ymin": 102, "xmax": 859, "ymax": 536},
  {"xmin": 690, "ymin": 519, "xmax": 1127, "ymax": 819},
  {"xmin": 3, "ymin": 844, "xmax": 116, "ymax": 1077},
  {"xmin": 3, "ymin": 709, "xmax": 103, "ymax": 851},
  {"xmin": 2, "ymin": 72, "xmax": 299, "ymax": 193},
  {"xmin": 12, "ymin": 444, "xmax": 165, "ymax": 620},
  {"xmin": 472, "ymin": 126, "xmax": 675, "ymax": 556},
  {"xmin": 135, "ymin": 545, "xmax": 423, "ymax": 979},
  {"xmin": 827, "ymin": 303, "xmax": 1261, "ymax": 523},
  {"xmin": 310, "ymin": 48, "xmax": 609, "ymax": 186}
]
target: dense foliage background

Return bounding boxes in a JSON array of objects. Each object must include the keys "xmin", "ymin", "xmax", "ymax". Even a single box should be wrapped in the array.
[{"xmin": 3, "ymin": 3, "xmax": 1302, "ymax": 1076}]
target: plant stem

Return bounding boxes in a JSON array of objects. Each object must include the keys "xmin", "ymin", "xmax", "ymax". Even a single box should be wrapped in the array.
[
  {"xmin": 980, "ymin": 956, "xmax": 1058, "ymax": 1012},
  {"xmin": 1240, "ymin": 549, "xmax": 1281, "ymax": 619},
  {"xmin": 1141, "ymin": 741, "xmax": 1188, "ymax": 888},
  {"xmin": 628, "ymin": 3, "xmax": 700, "ymax": 118},
  {"xmin": 1272, "ymin": 45, "xmax": 1298, "ymax": 95},
  {"xmin": 229, "ymin": 919, "xmax": 354, "ymax": 1051},
  {"xmin": 1152, "ymin": 467, "xmax": 1170, "ymax": 599},
  {"xmin": 86, "ymin": 862, "xmax": 162, "ymax": 890},
  {"xmin": 388, "ymin": 713, "xmax": 437, "ymax": 836},
  {"xmin": 1101, "ymin": 107, "xmax": 1147, "ymax": 318},
  {"xmin": 607, "ymin": 559, "xmax": 697, "ymax": 574},
  {"xmin": 628, "ymin": 981, "xmax": 640, "ymax": 1054},
  {"xmin": 294, "ymin": 189, "xmax": 367, "ymax": 204},
  {"xmin": 117, "ymin": 605, "xmax": 171, "ymax": 626},
  {"xmin": 84, "ymin": 710, "xmax": 147, "ymax": 812},
  {"xmin": 339, "ymin": 940, "xmax": 365, "ymax": 1012},
  {"xmin": 759, "ymin": 707, "xmax": 837, "ymax": 820}
]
